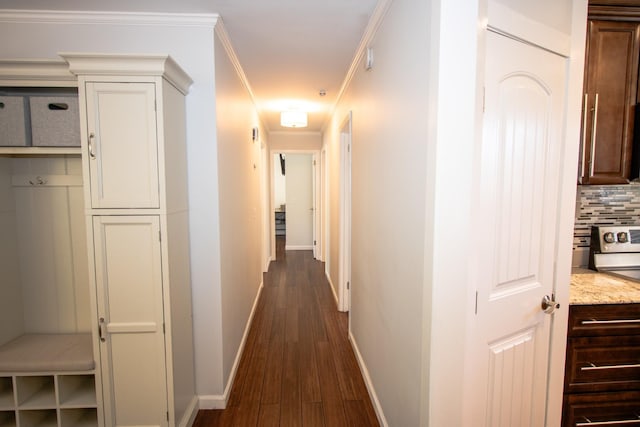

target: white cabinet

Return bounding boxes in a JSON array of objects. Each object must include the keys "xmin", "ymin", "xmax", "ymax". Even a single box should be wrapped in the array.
[
  {"xmin": 92, "ymin": 216, "xmax": 168, "ymax": 426},
  {"xmin": 62, "ymin": 54, "xmax": 196, "ymax": 427},
  {"xmin": 0, "ymin": 373, "xmax": 98, "ymax": 427},
  {"xmin": 84, "ymin": 83, "xmax": 159, "ymax": 209}
]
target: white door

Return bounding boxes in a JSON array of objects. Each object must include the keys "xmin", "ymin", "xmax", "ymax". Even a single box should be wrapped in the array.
[
  {"xmin": 85, "ymin": 82, "xmax": 159, "ymax": 209},
  {"xmin": 93, "ymin": 216, "xmax": 168, "ymax": 427},
  {"xmin": 472, "ymin": 31, "xmax": 567, "ymax": 426},
  {"xmin": 285, "ymin": 154, "xmax": 314, "ymax": 250}
]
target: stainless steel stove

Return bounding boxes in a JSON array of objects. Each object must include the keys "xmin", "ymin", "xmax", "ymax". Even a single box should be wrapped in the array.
[{"xmin": 589, "ymin": 225, "xmax": 640, "ymax": 281}]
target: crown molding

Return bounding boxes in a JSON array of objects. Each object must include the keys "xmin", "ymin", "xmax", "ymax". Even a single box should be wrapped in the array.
[
  {"xmin": 60, "ymin": 53, "xmax": 193, "ymax": 94},
  {"xmin": 214, "ymin": 17, "xmax": 265, "ymax": 129},
  {"xmin": 0, "ymin": 9, "xmax": 218, "ymax": 27},
  {"xmin": 323, "ymin": 0, "xmax": 393, "ymax": 132},
  {"xmin": 0, "ymin": 59, "xmax": 76, "ymax": 86}
]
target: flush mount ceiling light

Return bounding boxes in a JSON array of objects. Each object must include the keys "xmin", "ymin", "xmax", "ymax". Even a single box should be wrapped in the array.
[{"xmin": 280, "ymin": 110, "xmax": 308, "ymax": 128}]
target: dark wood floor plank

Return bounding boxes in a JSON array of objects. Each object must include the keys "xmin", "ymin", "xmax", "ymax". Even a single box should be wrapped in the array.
[
  {"xmin": 261, "ymin": 339, "xmax": 284, "ymax": 404},
  {"xmin": 233, "ymin": 402, "xmax": 261, "ymax": 427},
  {"xmin": 280, "ymin": 342, "xmax": 302, "ymax": 426},
  {"xmin": 302, "ymin": 402, "xmax": 325, "ymax": 427},
  {"xmin": 242, "ymin": 342, "xmax": 269, "ymax": 403},
  {"xmin": 285, "ymin": 307, "xmax": 299, "ymax": 343},
  {"xmin": 315, "ymin": 341, "xmax": 349, "ymax": 427},
  {"xmin": 344, "ymin": 399, "xmax": 371, "ymax": 426},
  {"xmin": 257, "ymin": 403, "xmax": 280, "ymax": 427}
]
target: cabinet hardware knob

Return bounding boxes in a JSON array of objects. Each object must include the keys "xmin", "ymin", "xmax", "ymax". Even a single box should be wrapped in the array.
[{"xmin": 88, "ymin": 132, "xmax": 96, "ymax": 159}]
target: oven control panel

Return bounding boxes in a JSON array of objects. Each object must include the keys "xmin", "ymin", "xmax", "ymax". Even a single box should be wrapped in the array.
[{"xmin": 593, "ymin": 226, "xmax": 640, "ymax": 253}]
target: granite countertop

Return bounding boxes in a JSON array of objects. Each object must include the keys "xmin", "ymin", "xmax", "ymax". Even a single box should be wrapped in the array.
[{"xmin": 570, "ymin": 268, "xmax": 640, "ymax": 305}]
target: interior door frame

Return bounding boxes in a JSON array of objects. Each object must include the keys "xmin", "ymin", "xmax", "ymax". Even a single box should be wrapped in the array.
[
  {"xmin": 269, "ymin": 149, "xmax": 321, "ymax": 261},
  {"xmin": 338, "ymin": 112, "xmax": 352, "ymax": 313}
]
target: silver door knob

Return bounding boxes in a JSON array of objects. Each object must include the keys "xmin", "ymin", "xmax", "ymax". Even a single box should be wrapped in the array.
[{"xmin": 541, "ymin": 295, "xmax": 560, "ymax": 314}]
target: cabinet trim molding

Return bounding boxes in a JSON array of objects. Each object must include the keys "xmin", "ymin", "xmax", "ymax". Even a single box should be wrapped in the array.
[
  {"xmin": 61, "ymin": 53, "xmax": 193, "ymax": 95},
  {"xmin": 0, "ymin": 59, "xmax": 76, "ymax": 87}
]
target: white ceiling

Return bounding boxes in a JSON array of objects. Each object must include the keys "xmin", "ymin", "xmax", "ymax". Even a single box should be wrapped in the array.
[{"xmin": 0, "ymin": 0, "xmax": 379, "ymax": 132}]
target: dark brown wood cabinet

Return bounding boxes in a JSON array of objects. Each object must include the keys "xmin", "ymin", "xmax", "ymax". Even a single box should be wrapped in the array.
[
  {"xmin": 562, "ymin": 303, "xmax": 640, "ymax": 426},
  {"xmin": 580, "ymin": 18, "xmax": 640, "ymax": 184}
]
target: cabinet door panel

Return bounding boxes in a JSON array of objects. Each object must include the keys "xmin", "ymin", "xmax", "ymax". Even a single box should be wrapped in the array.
[
  {"xmin": 92, "ymin": 216, "xmax": 168, "ymax": 427},
  {"xmin": 582, "ymin": 20, "xmax": 640, "ymax": 184},
  {"xmin": 86, "ymin": 83, "xmax": 159, "ymax": 208}
]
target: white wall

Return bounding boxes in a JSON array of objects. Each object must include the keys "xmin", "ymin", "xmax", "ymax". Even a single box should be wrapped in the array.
[
  {"xmin": 323, "ymin": 0, "xmax": 431, "ymax": 424},
  {"xmin": 0, "ymin": 11, "xmax": 226, "ymax": 398},
  {"xmin": 214, "ymin": 28, "xmax": 265, "ymax": 396},
  {"xmin": 269, "ymin": 131, "xmax": 321, "ymax": 151}
]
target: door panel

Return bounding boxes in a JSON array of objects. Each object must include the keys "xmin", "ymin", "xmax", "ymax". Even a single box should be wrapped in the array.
[
  {"xmin": 86, "ymin": 82, "xmax": 159, "ymax": 208},
  {"xmin": 475, "ymin": 31, "xmax": 567, "ymax": 426},
  {"xmin": 285, "ymin": 154, "xmax": 314, "ymax": 249},
  {"xmin": 93, "ymin": 216, "xmax": 168, "ymax": 427}
]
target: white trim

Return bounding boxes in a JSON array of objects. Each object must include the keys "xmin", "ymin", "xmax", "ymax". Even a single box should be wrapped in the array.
[
  {"xmin": 0, "ymin": 59, "xmax": 76, "ymax": 86},
  {"xmin": 487, "ymin": 2, "xmax": 571, "ymax": 57},
  {"xmin": 545, "ymin": 1, "xmax": 588, "ymax": 424},
  {"xmin": 325, "ymin": 270, "xmax": 339, "ymax": 308},
  {"xmin": 263, "ymin": 256, "xmax": 272, "ymax": 274},
  {"xmin": 269, "ymin": 130, "xmax": 322, "ymax": 137},
  {"xmin": 323, "ymin": 0, "xmax": 393, "ymax": 131},
  {"xmin": 0, "ymin": 9, "xmax": 219, "ymax": 27},
  {"xmin": 197, "ymin": 394, "xmax": 226, "ymax": 410},
  {"xmin": 178, "ymin": 396, "xmax": 199, "ymax": 427},
  {"xmin": 60, "ymin": 53, "xmax": 193, "ymax": 95},
  {"xmin": 285, "ymin": 245, "xmax": 313, "ymax": 251},
  {"xmin": 199, "ymin": 281, "xmax": 264, "ymax": 410},
  {"xmin": 349, "ymin": 331, "xmax": 388, "ymax": 427}
]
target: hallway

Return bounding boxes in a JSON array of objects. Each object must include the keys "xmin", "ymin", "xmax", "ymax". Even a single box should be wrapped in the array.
[{"xmin": 193, "ymin": 238, "xmax": 380, "ymax": 426}]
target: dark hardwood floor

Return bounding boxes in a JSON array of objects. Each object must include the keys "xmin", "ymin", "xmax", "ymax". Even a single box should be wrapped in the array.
[{"xmin": 193, "ymin": 237, "xmax": 379, "ymax": 427}]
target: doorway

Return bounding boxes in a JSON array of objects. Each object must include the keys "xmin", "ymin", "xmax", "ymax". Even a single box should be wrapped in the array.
[{"xmin": 270, "ymin": 150, "xmax": 320, "ymax": 261}]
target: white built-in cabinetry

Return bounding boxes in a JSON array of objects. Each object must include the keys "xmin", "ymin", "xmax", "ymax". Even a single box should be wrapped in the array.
[
  {"xmin": 0, "ymin": 55, "xmax": 196, "ymax": 427},
  {"xmin": 62, "ymin": 53, "xmax": 196, "ymax": 427}
]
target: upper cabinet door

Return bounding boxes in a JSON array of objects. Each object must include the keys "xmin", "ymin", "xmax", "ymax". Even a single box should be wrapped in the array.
[
  {"xmin": 85, "ymin": 82, "xmax": 160, "ymax": 208},
  {"xmin": 581, "ymin": 20, "xmax": 640, "ymax": 184}
]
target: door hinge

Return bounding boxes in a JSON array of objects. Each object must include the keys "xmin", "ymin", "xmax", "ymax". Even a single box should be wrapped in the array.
[
  {"xmin": 314, "ymin": 240, "xmax": 316, "ymax": 245},
  {"xmin": 347, "ymin": 281, "xmax": 350, "ymax": 290},
  {"xmin": 163, "ymin": 323, "xmax": 166, "ymax": 334},
  {"xmin": 159, "ymin": 230, "xmax": 161, "ymax": 242},
  {"xmin": 475, "ymin": 291, "xmax": 478, "ymax": 315},
  {"xmin": 348, "ymin": 144, "xmax": 351, "ymax": 153},
  {"xmin": 313, "ymin": 160, "xmax": 316, "ymax": 166},
  {"xmin": 167, "ymin": 411, "xmax": 169, "ymax": 421},
  {"xmin": 482, "ymin": 87, "xmax": 486, "ymax": 113}
]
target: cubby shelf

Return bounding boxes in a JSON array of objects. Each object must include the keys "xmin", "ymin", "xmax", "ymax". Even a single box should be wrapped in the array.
[{"xmin": 0, "ymin": 373, "xmax": 98, "ymax": 427}]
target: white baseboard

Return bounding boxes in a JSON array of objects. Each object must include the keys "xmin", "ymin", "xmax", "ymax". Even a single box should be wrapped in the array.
[
  {"xmin": 198, "ymin": 394, "xmax": 227, "ymax": 409},
  {"xmin": 199, "ymin": 280, "xmax": 264, "ymax": 410},
  {"xmin": 263, "ymin": 255, "xmax": 272, "ymax": 273},
  {"xmin": 285, "ymin": 244, "xmax": 313, "ymax": 250},
  {"xmin": 325, "ymin": 270, "xmax": 339, "ymax": 308},
  {"xmin": 178, "ymin": 395, "xmax": 199, "ymax": 427},
  {"xmin": 349, "ymin": 331, "xmax": 388, "ymax": 427}
]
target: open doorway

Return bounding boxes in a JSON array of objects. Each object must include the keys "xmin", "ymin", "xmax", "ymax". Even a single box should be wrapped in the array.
[{"xmin": 271, "ymin": 150, "xmax": 320, "ymax": 260}]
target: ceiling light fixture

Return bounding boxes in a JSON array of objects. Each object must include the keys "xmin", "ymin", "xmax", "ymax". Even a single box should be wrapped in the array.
[{"xmin": 280, "ymin": 110, "xmax": 308, "ymax": 128}]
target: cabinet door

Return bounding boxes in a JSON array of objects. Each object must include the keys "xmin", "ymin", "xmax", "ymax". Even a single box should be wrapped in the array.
[
  {"xmin": 85, "ymin": 82, "xmax": 160, "ymax": 208},
  {"xmin": 581, "ymin": 20, "xmax": 640, "ymax": 184},
  {"xmin": 92, "ymin": 216, "xmax": 168, "ymax": 427}
]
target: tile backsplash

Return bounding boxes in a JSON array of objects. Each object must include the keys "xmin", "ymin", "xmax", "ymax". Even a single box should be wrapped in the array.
[{"xmin": 573, "ymin": 184, "xmax": 640, "ymax": 266}]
